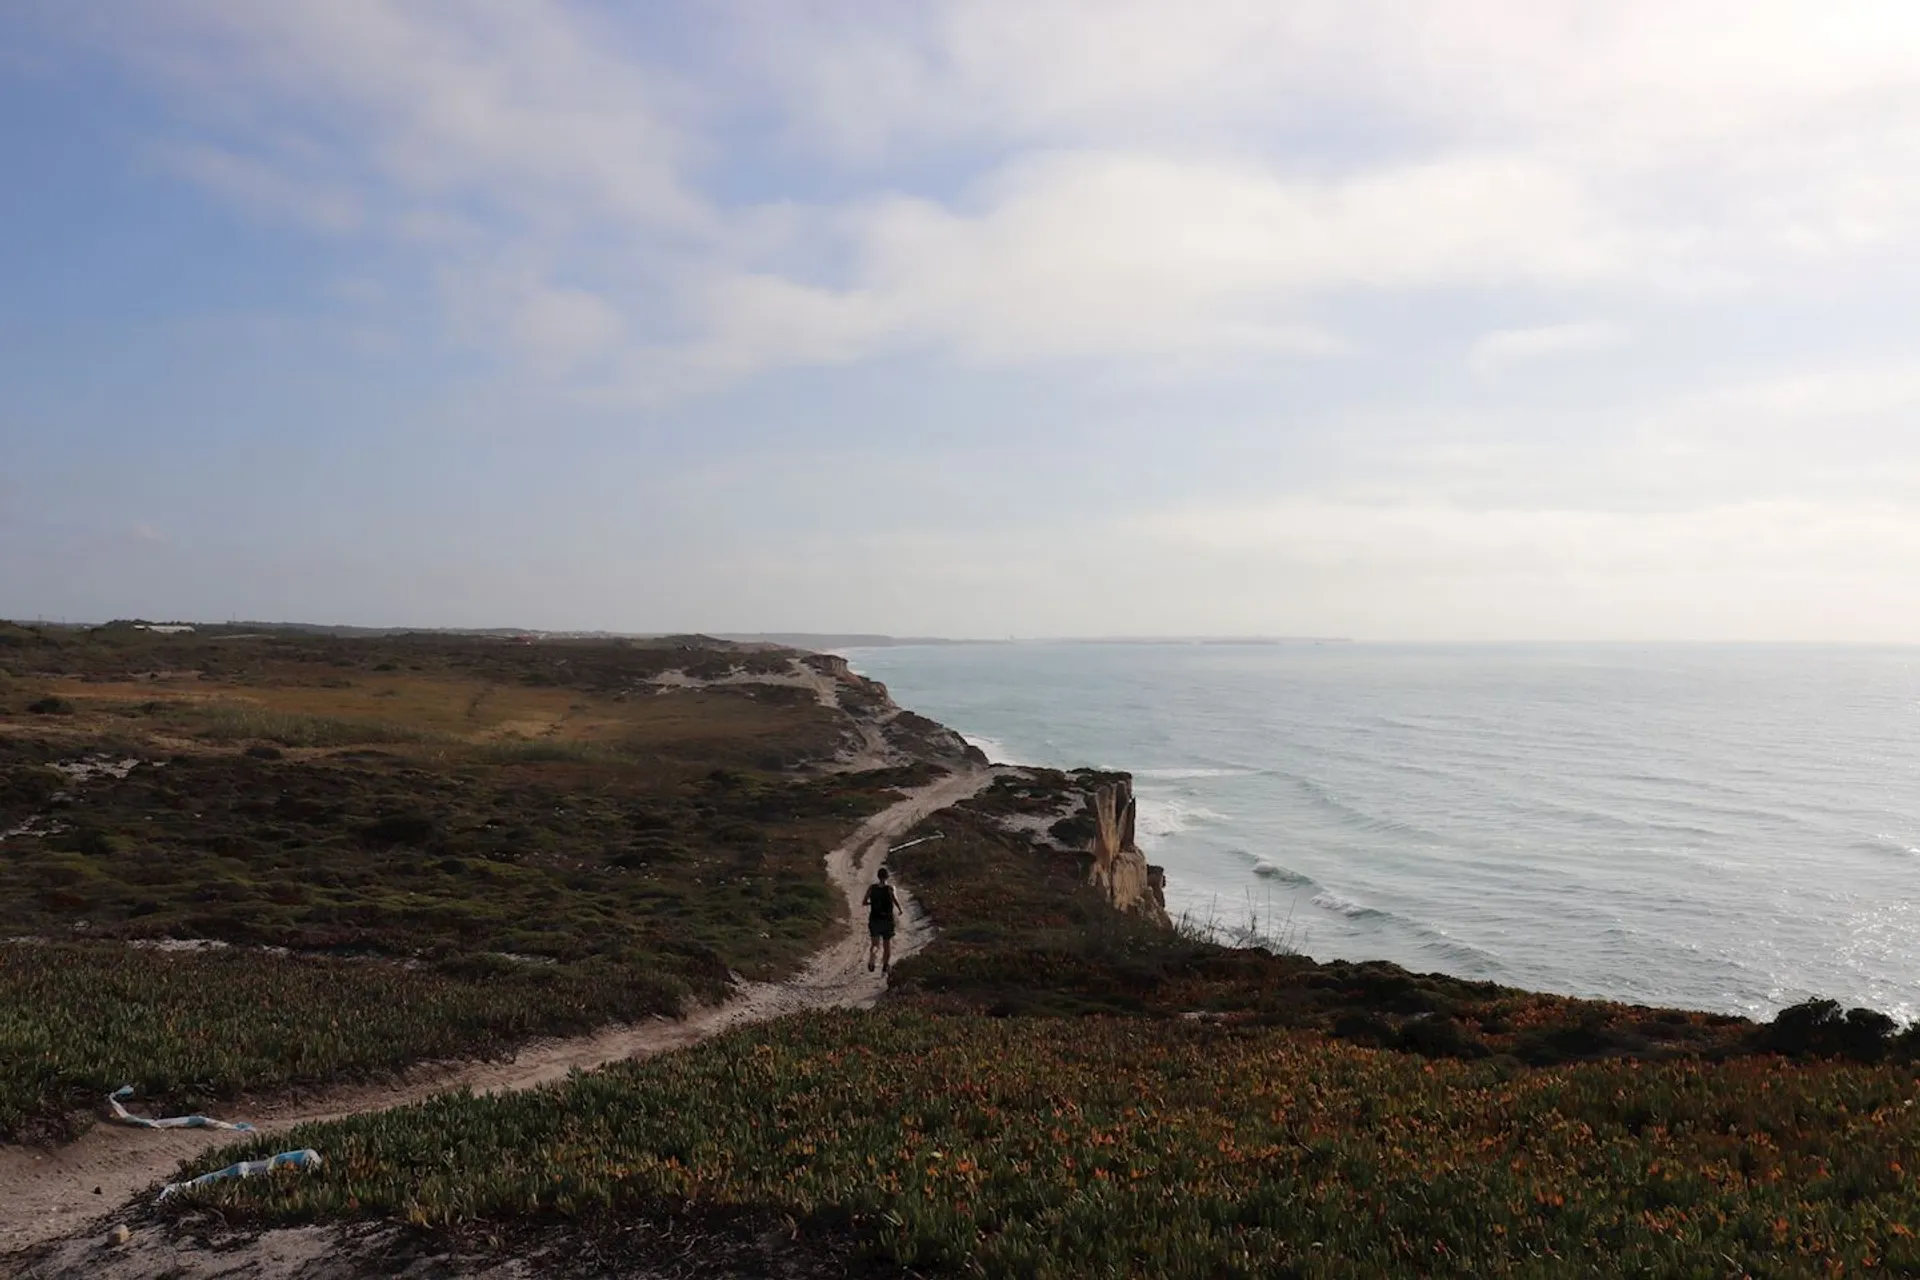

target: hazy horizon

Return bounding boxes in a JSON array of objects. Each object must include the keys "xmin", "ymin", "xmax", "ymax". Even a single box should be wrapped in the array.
[
  {"xmin": 8, "ymin": 3, "xmax": 1920, "ymax": 642},
  {"xmin": 16, "ymin": 616, "xmax": 1920, "ymax": 649}
]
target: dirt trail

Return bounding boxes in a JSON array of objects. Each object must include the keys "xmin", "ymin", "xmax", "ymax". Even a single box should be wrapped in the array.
[{"xmin": 0, "ymin": 767, "xmax": 988, "ymax": 1261}]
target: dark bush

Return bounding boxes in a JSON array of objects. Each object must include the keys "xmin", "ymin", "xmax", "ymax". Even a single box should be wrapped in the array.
[
  {"xmin": 359, "ymin": 812, "xmax": 438, "ymax": 848},
  {"xmin": 625, "ymin": 806, "xmax": 673, "ymax": 832},
  {"xmin": 1049, "ymin": 813, "xmax": 1095, "ymax": 846},
  {"xmin": 1331, "ymin": 1011, "xmax": 1395, "ymax": 1048},
  {"xmin": 51, "ymin": 824, "xmax": 119, "ymax": 856},
  {"xmin": 1757, "ymin": 998, "xmax": 1899, "ymax": 1062},
  {"xmin": 245, "ymin": 745, "xmax": 285, "ymax": 760},
  {"xmin": 1513, "ymin": 1018, "xmax": 1629, "ymax": 1066},
  {"xmin": 27, "ymin": 696, "xmax": 74, "ymax": 716},
  {"xmin": 1397, "ymin": 1014, "xmax": 1490, "ymax": 1059}
]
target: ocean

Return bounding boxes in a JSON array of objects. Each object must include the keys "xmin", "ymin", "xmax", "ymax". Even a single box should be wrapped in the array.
[{"xmin": 844, "ymin": 643, "xmax": 1920, "ymax": 1022}]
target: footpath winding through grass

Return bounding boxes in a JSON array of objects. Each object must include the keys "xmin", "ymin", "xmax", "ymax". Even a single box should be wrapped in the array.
[{"xmin": 0, "ymin": 625, "xmax": 956, "ymax": 1141}]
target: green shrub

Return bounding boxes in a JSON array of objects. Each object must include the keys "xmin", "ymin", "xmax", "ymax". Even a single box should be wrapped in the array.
[
  {"xmin": 187, "ymin": 707, "xmax": 434, "ymax": 748},
  {"xmin": 1758, "ymin": 998, "xmax": 1904, "ymax": 1062}
]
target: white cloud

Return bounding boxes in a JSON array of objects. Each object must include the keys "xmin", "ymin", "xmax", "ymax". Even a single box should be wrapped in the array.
[
  {"xmin": 746, "ymin": 1, "xmax": 1920, "ymax": 167},
  {"xmin": 162, "ymin": 144, "xmax": 363, "ymax": 233},
  {"xmin": 508, "ymin": 286, "xmax": 625, "ymax": 374},
  {"xmin": 628, "ymin": 489, "xmax": 1920, "ymax": 640},
  {"xmin": 838, "ymin": 151, "xmax": 1618, "ymax": 364},
  {"xmin": 84, "ymin": 0, "xmax": 1920, "ymax": 388},
  {"xmin": 29, "ymin": 0, "xmax": 1920, "ymax": 643},
  {"xmin": 1469, "ymin": 322, "xmax": 1624, "ymax": 376},
  {"xmin": 683, "ymin": 273, "xmax": 888, "ymax": 374},
  {"xmin": 437, "ymin": 265, "xmax": 625, "ymax": 374},
  {"xmin": 1684, "ymin": 365, "xmax": 1920, "ymax": 420},
  {"xmin": 1136, "ymin": 496, "xmax": 1920, "ymax": 576},
  {"xmin": 135, "ymin": 0, "xmax": 701, "ymax": 230}
]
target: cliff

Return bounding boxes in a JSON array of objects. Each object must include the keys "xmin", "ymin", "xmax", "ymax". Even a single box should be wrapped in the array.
[
  {"xmin": 1086, "ymin": 777, "xmax": 1171, "ymax": 926},
  {"xmin": 799, "ymin": 652, "xmax": 990, "ymax": 771}
]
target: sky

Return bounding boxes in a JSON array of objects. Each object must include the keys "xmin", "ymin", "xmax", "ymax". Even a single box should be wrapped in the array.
[{"xmin": 5, "ymin": 1, "xmax": 1920, "ymax": 641}]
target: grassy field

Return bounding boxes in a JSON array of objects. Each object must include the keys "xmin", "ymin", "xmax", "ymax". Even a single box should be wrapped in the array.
[
  {"xmin": 178, "ymin": 1010, "xmax": 1920, "ymax": 1277},
  {"xmin": 0, "ymin": 942, "xmax": 681, "ymax": 1141},
  {"xmin": 0, "ymin": 623, "xmax": 926, "ymax": 1137}
]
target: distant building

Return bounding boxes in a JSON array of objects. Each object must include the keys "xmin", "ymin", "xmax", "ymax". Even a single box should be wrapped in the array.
[{"xmin": 135, "ymin": 624, "xmax": 196, "ymax": 635}]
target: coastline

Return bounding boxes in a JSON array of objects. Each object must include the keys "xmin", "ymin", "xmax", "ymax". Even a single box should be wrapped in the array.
[
  {"xmin": 6, "ymin": 628, "xmax": 1917, "ymax": 1277},
  {"xmin": 846, "ymin": 641, "xmax": 1920, "ymax": 1026}
]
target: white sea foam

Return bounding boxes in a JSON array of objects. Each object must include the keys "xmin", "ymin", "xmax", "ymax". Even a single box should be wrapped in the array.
[
  {"xmin": 1310, "ymin": 890, "xmax": 1389, "ymax": 922},
  {"xmin": 1135, "ymin": 766, "xmax": 1256, "ymax": 780},
  {"xmin": 1250, "ymin": 858, "xmax": 1312, "ymax": 885},
  {"xmin": 1134, "ymin": 797, "xmax": 1227, "ymax": 840}
]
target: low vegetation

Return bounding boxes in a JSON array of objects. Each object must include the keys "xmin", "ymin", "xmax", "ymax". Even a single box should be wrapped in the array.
[
  {"xmin": 180, "ymin": 1010, "xmax": 1920, "ymax": 1277},
  {"xmin": 0, "ymin": 623, "xmax": 910, "ymax": 1137},
  {"xmin": 0, "ymin": 737, "xmax": 879, "ymax": 969},
  {"xmin": 0, "ymin": 942, "xmax": 681, "ymax": 1143}
]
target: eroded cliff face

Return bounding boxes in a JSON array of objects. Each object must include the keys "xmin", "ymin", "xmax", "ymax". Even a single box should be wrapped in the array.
[
  {"xmin": 1087, "ymin": 778, "xmax": 1171, "ymax": 926},
  {"xmin": 800, "ymin": 652, "xmax": 989, "ymax": 771}
]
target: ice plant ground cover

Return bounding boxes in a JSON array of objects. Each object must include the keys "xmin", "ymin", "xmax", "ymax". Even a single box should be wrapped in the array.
[
  {"xmin": 0, "ymin": 942, "xmax": 683, "ymax": 1141},
  {"xmin": 179, "ymin": 1009, "xmax": 1920, "ymax": 1277}
]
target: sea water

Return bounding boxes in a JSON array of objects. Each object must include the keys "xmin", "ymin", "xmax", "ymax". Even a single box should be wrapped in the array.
[{"xmin": 845, "ymin": 643, "xmax": 1920, "ymax": 1021}]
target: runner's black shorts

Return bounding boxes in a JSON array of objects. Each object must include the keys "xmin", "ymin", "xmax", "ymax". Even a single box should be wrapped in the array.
[{"xmin": 868, "ymin": 916, "xmax": 895, "ymax": 940}]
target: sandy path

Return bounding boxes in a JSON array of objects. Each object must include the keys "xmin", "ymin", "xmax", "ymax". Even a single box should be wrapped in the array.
[{"xmin": 0, "ymin": 767, "xmax": 988, "ymax": 1260}]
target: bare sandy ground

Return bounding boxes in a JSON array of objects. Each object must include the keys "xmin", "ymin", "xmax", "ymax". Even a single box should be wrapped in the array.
[{"xmin": 1, "ymin": 767, "xmax": 988, "ymax": 1276}]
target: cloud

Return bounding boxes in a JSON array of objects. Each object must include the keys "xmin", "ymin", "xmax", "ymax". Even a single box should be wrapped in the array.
[
  {"xmin": 626, "ymin": 488, "xmax": 1920, "ymax": 640},
  {"xmin": 840, "ymin": 151, "xmax": 1619, "ymax": 364},
  {"xmin": 682, "ymin": 272, "xmax": 889, "ymax": 374},
  {"xmin": 1684, "ymin": 365, "xmax": 1920, "ymax": 420},
  {"xmin": 434, "ymin": 266, "xmax": 625, "ymax": 374},
  {"xmin": 1469, "ymin": 322, "xmax": 1624, "ymax": 376},
  {"xmin": 677, "ymin": 148, "xmax": 1620, "ymax": 373},
  {"xmin": 74, "ymin": 0, "xmax": 1920, "ymax": 393},
  {"xmin": 1136, "ymin": 495, "xmax": 1920, "ymax": 576},
  {"xmin": 745, "ymin": 2, "xmax": 1920, "ymax": 167},
  {"xmin": 509, "ymin": 286, "xmax": 625, "ymax": 375},
  {"xmin": 161, "ymin": 144, "xmax": 364, "ymax": 233},
  {"xmin": 130, "ymin": 0, "xmax": 701, "ymax": 230}
]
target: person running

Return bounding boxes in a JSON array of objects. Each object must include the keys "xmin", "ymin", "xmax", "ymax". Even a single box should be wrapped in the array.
[{"xmin": 863, "ymin": 866, "xmax": 900, "ymax": 974}]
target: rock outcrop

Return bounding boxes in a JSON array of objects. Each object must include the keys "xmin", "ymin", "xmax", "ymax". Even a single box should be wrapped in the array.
[
  {"xmin": 1086, "ymin": 778, "xmax": 1170, "ymax": 925},
  {"xmin": 800, "ymin": 653, "xmax": 987, "ymax": 769}
]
